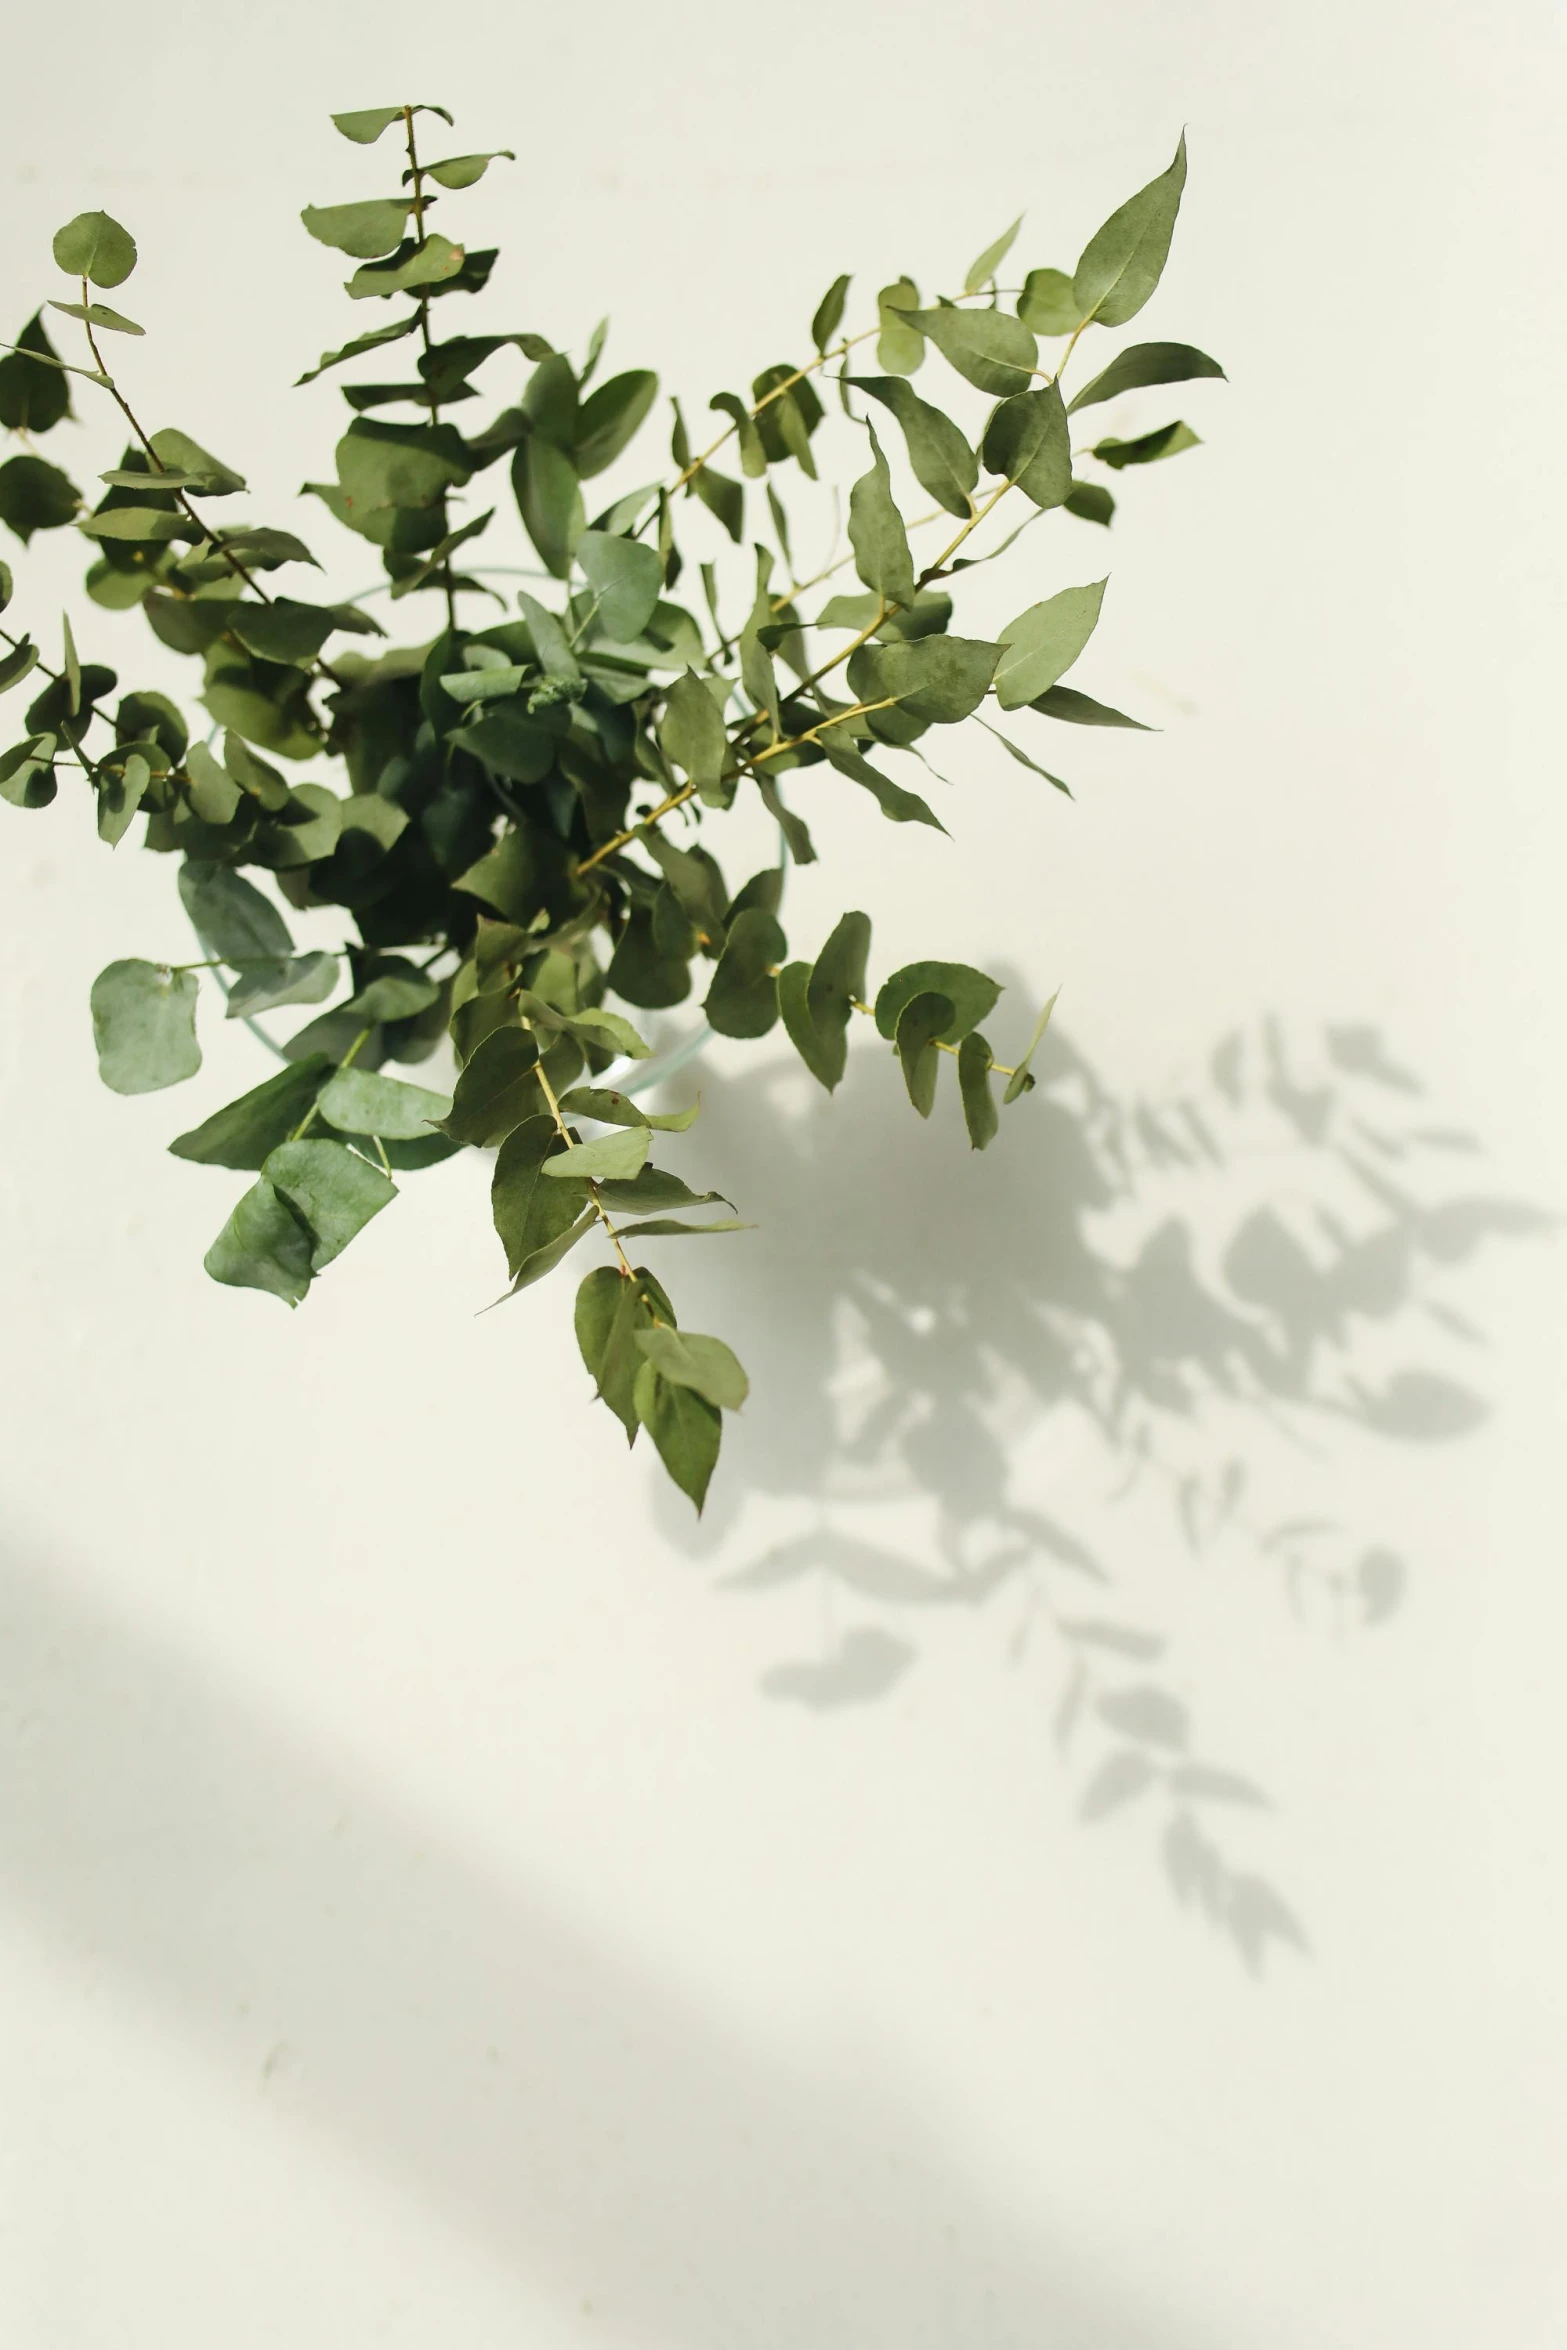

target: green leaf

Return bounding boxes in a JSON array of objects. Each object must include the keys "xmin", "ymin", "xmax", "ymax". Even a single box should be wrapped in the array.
[
  {"xmin": 708, "ymin": 391, "xmax": 766, "ymax": 479},
  {"xmin": 226, "ymin": 953, "xmax": 337, "ymax": 1019},
  {"xmin": 422, "ymin": 149, "xmax": 515, "ymax": 189},
  {"xmin": 49, "ymin": 298, "xmax": 143, "ymax": 336},
  {"xmin": 894, "ymin": 990, "xmax": 953, "ymax": 1117},
  {"xmin": 169, "ymin": 1055, "xmax": 333, "ymax": 1168},
  {"xmin": 498, "ymin": 1203, "xmax": 597, "ymax": 1298},
  {"xmin": 317, "ymin": 1065, "xmax": 450, "ymax": 1139},
  {"xmin": 994, "ymin": 580, "xmax": 1107, "ymax": 709},
  {"xmin": 558, "ymin": 1086, "xmax": 700, "ymax": 1133},
  {"xmin": 52, "ymin": 210, "xmax": 137, "ymax": 288},
  {"xmin": 875, "ymin": 279, "xmax": 923, "ymax": 375},
  {"xmin": 634, "ymin": 1326, "xmax": 748, "ymax": 1409},
  {"xmin": 1003, "ymin": 987, "xmax": 1060, "ymax": 1103},
  {"xmin": 491, "ymin": 1113, "xmax": 591, "ymax": 1280},
  {"xmin": 659, "ymin": 668, "xmax": 728, "ymax": 795},
  {"xmin": 778, "ymin": 904, "xmax": 869, "ymax": 1093},
  {"xmin": 704, "ymin": 908, "xmax": 784, "ymax": 1039},
  {"xmin": 1072, "ymin": 133, "xmax": 1188, "ymax": 329},
  {"xmin": 296, "ymin": 314, "xmax": 420, "ymax": 386},
  {"xmin": 513, "ymin": 435, "xmax": 584, "ymax": 578},
  {"xmin": 958, "ymin": 1031, "xmax": 999, "ymax": 1148},
  {"xmin": 181, "ymin": 740, "xmax": 240, "ymax": 823},
  {"xmin": 574, "ymin": 370, "xmax": 659, "ymax": 478},
  {"xmin": 331, "ymin": 106, "xmax": 414, "ymax": 144},
  {"xmin": 847, "ymin": 424, "xmax": 916, "ymax": 611},
  {"xmin": 577, "ymin": 529, "xmax": 662, "ymax": 641},
  {"xmin": 79, "ymin": 506, "xmax": 192, "ymax": 544},
  {"xmin": 345, "ymin": 233, "xmax": 467, "ymax": 302},
  {"xmin": 1089, "ymin": 421, "xmax": 1201, "ymax": 469},
  {"xmin": 811, "ymin": 272, "xmax": 850, "ymax": 353},
  {"xmin": 542, "ymin": 1123, "xmax": 650, "ymax": 1181},
  {"xmin": 206, "ymin": 526, "xmax": 318, "ymax": 570},
  {"xmin": 1064, "ymin": 479, "xmax": 1115, "ymax": 527},
  {"xmin": 147, "ymin": 427, "xmax": 246, "ymax": 495},
  {"xmin": 875, "ymin": 959, "xmax": 1001, "ymax": 1044},
  {"xmin": 90, "ymin": 959, "xmax": 202, "ymax": 1093},
  {"xmin": 0, "ymin": 637, "xmax": 38, "ymax": 695},
  {"xmin": 301, "ymin": 198, "xmax": 413, "ymax": 259},
  {"xmin": 262, "ymin": 1137, "xmax": 396, "ymax": 1268},
  {"xmin": 1031, "ymin": 683, "xmax": 1151, "ymax": 729},
  {"xmin": 203, "ymin": 1177, "xmax": 315, "ymax": 1306},
  {"xmin": 637, "ymin": 1370, "xmax": 722, "ymax": 1510},
  {"xmin": 980, "ymin": 381, "xmax": 1071, "ymax": 509},
  {"xmin": 896, "ymin": 306, "xmax": 1037, "ymax": 397},
  {"xmin": 97, "ymin": 749, "xmax": 150, "ymax": 846},
  {"xmin": 338, "ymin": 416, "xmax": 471, "ymax": 519},
  {"xmin": 689, "ymin": 462, "xmax": 744, "ymax": 542},
  {"xmin": 977, "ymin": 718, "xmax": 1071, "ymax": 795},
  {"xmin": 227, "ymin": 599, "xmax": 336, "ymax": 665},
  {"xmin": 0, "ymin": 455, "xmax": 79, "ymax": 543},
  {"xmin": 965, "ymin": 215, "xmax": 1023, "ymax": 294},
  {"xmin": 843, "ymin": 376, "xmax": 976, "ymax": 519},
  {"xmin": 846, "ymin": 633, "xmax": 1000, "ymax": 726},
  {"xmin": 1017, "ymin": 267, "xmax": 1080, "ymax": 335},
  {"xmin": 819, "ymin": 735, "xmax": 945, "ymax": 830},
  {"xmin": 0, "ymin": 312, "xmax": 73, "ymax": 434},
  {"xmin": 178, "ymin": 858, "xmax": 293, "ymax": 965},
  {"xmin": 1067, "ymin": 340, "xmax": 1225, "ymax": 414},
  {"xmin": 616, "ymin": 1217, "xmax": 751, "ymax": 1239},
  {"xmin": 343, "ymin": 967, "xmax": 440, "ymax": 1021},
  {"xmin": 517, "ymin": 590, "xmax": 581, "ymax": 683},
  {"xmin": 0, "ymin": 731, "xmax": 58, "ymax": 809}
]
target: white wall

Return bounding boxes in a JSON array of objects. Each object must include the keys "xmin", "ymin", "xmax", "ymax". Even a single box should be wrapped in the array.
[{"xmin": 1, "ymin": 3, "xmax": 1564, "ymax": 2343}]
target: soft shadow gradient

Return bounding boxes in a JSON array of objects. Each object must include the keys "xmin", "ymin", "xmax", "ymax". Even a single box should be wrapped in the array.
[
  {"xmin": 648, "ymin": 1000, "xmax": 1554, "ymax": 1969},
  {"xmin": 1, "ymin": 1545, "xmax": 1219, "ymax": 2350}
]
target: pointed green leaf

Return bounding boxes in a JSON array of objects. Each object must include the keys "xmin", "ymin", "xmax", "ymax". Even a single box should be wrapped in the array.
[
  {"xmin": 819, "ymin": 735, "xmax": 945, "ymax": 830},
  {"xmin": 811, "ymin": 272, "xmax": 850, "ymax": 353},
  {"xmin": 1031, "ymin": 683, "xmax": 1151, "ymax": 729},
  {"xmin": 491, "ymin": 1113, "xmax": 591, "ymax": 1279},
  {"xmin": 616, "ymin": 1217, "xmax": 751, "ymax": 1239},
  {"xmin": 0, "ymin": 312, "xmax": 73, "ymax": 434},
  {"xmin": 846, "ymin": 633, "xmax": 1000, "ymax": 726},
  {"xmin": 296, "ymin": 315, "xmax": 421, "ymax": 387},
  {"xmin": 331, "ymin": 106, "xmax": 410, "ymax": 144},
  {"xmin": 513, "ymin": 434, "xmax": 584, "ymax": 577},
  {"xmin": 441, "ymin": 1025, "xmax": 542, "ymax": 1145},
  {"xmin": 0, "ymin": 455, "xmax": 80, "ymax": 543},
  {"xmin": 147, "ymin": 427, "xmax": 246, "ymax": 495},
  {"xmin": 90, "ymin": 959, "xmax": 201, "ymax": 1093},
  {"xmin": 977, "ymin": 718, "xmax": 1072, "ymax": 795},
  {"xmin": 638, "ymin": 1371, "xmax": 722, "ymax": 1510},
  {"xmin": 1072, "ymin": 133, "xmax": 1188, "ymax": 328},
  {"xmin": 48, "ymin": 298, "xmax": 143, "ymax": 336},
  {"xmin": 1067, "ymin": 341, "xmax": 1225, "ymax": 414},
  {"xmin": 1064, "ymin": 479, "xmax": 1116, "ymax": 527},
  {"xmin": 896, "ymin": 306, "xmax": 1037, "ymax": 397},
  {"xmin": 844, "ymin": 376, "xmax": 976, "ymax": 518},
  {"xmin": 423, "ymin": 149, "xmax": 515, "ymax": 189},
  {"xmin": 558, "ymin": 1087, "xmax": 700, "ymax": 1132},
  {"xmin": 96, "ymin": 749, "xmax": 150, "ymax": 847},
  {"xmin": 994, "ymin": 580, "xmax": 1107, "ymax": 709},
  {"xmin": 574, "ymin": 369, "xmax": 659, "ymax": 478},
  {"xmin": 1089, "ymin": 421, "xmax": 1200, "ymax": 469},
  {"xmin": 346, "ymin": 233, "xmax": 467, "ymax": 302},
  {"xmin": 981, "ymin": 380, "xmax": 1072, "ymax": 508},
  {"xmin": 659, "ymin": 668, "xmax": 729, "ymax": 795},
  {"xmin": 169, "ymin": 1055, "xmax": 333, "ymax": 1169},
  {"xmin": 1004, "ymin": 987, "xmax": 1060, "ymax": 1103},
  {"xmin": 847, "ymin": 423, "xmax": 916, "ymax": 610},
  {"xmin": 965, "ymin": 216, "xmax": 1023, "ymax": 294}
]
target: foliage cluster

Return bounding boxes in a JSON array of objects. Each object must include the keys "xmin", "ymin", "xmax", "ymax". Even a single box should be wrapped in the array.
[{"xmin": 0, "ymin": 105, "xmax": 1223, "ymax": 1506}]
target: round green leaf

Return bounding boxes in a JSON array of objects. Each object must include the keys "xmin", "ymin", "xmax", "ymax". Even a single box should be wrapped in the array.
[
  {"xmin": 52, "ymin": 211, "xmax": 138, "ymax": 289},
  {"xmin": 90, "ymin": 959, "xmax": 202, "ymax": 1094}
]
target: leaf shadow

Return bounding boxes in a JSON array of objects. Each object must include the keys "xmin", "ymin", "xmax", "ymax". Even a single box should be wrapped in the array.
[{"xmin": 648, "ymin": 998, "xmax": 1555, "ymax": 1973}]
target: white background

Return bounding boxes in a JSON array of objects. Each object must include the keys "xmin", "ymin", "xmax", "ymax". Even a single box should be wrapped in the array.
[{"xmin": 1, "ymin": 2, "xmax": 1564, "ymax": 2343}]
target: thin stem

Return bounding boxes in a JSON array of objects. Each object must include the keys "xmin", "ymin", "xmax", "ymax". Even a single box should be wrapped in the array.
[
  {"xmin": 1048, "ymin": 319, "xmax": 1089, "ymax": 387},
  {"xmin": 847, "ymin": 996, "xmax": 1018, "ymax": 1077},
  {"xmin": 530, "ymin": 1044, "xmax": 634, "ymax": 1279},
  {"xmin": 74, "ymin": 288, "xmax": 345, "ymax": 699},
  {"xmin": 288, "ymin": 1024, "xmax": 371, "ymax": 1142},
  {"xmin": 401, "ymin": 105, "xmax": 458, "ymax": 635}
]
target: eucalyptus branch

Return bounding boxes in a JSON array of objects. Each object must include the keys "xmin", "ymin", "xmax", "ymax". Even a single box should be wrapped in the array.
[{"xmin": 0, "ymin": 118, "xmax": 1212, "ymax": 1510}]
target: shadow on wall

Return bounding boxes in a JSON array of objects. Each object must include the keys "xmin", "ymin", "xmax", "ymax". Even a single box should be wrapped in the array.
[
  {"xmin": 0, "ymin": 1548, "xmax": 1215, "ymax": 2350},
  {"xmin": 647, "ymin": 997, "xmax": 1555, "ymax": 1971}
]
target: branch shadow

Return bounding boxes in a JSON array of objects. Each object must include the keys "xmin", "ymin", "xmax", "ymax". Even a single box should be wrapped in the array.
[
  {"xmin": 648, "ymin": 996, "xmax": 1556, "ymax": 1971},
  {"xmin": 0, "ymin": 1544, "xmax": 1216, "ymax": 2350}
]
